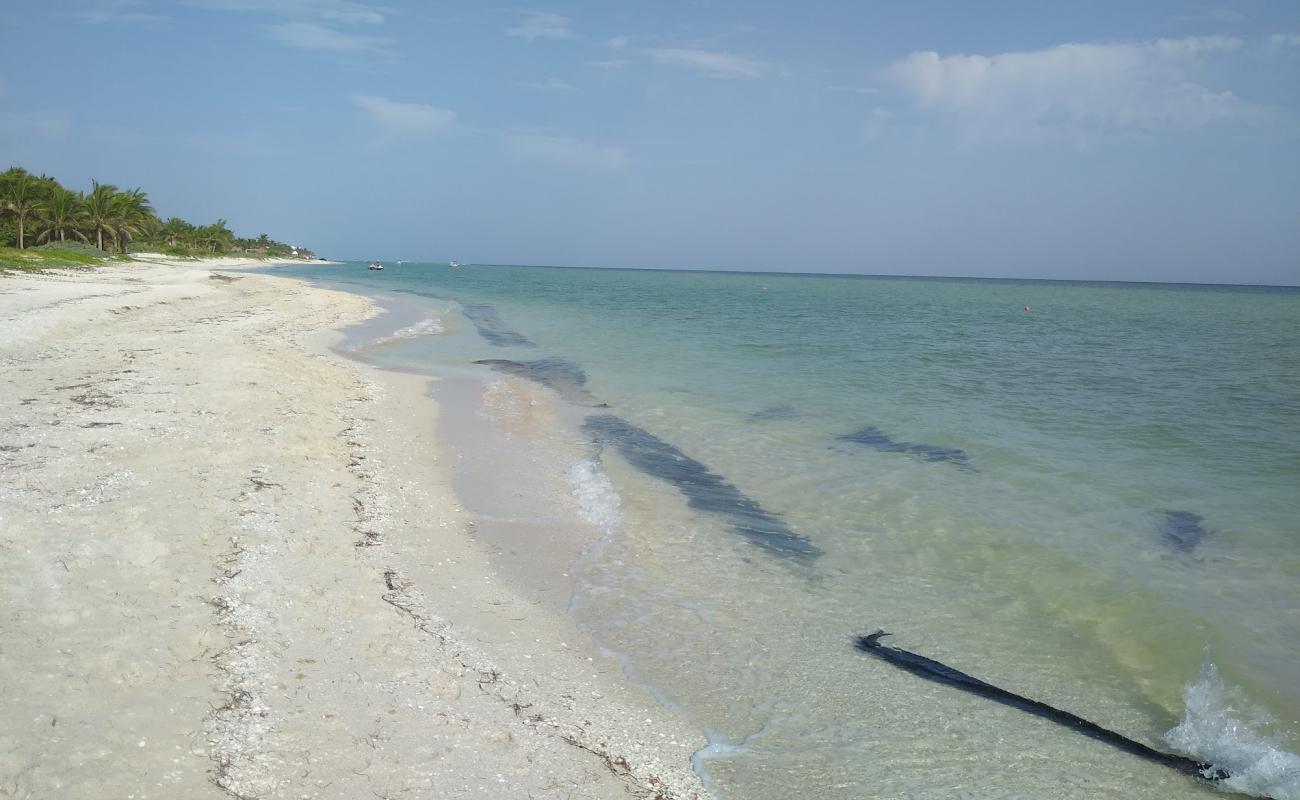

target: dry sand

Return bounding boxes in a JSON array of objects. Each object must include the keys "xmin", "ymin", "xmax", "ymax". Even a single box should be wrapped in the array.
[{"xmin": 0, "ymin": 259, "xmax": 710, "ymax": 800}]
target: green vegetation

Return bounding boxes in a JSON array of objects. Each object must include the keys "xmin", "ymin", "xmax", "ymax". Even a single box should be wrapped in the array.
[
  {"xmin": 0, "ymin": 166, "xmax": 313, "ymax": 262},
  {"xmin": 0, "ymin": 244, "xmax": 116, "ymax": 272}
]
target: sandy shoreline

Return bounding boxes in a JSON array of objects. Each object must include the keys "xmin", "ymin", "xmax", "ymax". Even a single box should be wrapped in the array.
[{"xmin": 0, "ymin": 259, "xmax": 709, "ymax": 799}]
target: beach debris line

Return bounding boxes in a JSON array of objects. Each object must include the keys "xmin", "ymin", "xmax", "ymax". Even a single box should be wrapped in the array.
[
  {"xmin": 854, "ymin": 630, "xmax": 1235, "ymax": 786},
  {"xmin": 836, "ymin": 425, "xmax": 971, "ymax": 468}
]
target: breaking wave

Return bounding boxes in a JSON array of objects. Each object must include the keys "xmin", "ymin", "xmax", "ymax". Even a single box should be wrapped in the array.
[{"xmin": 1164, "ymin": 654, "xmax": 1300, "ymax": 799}]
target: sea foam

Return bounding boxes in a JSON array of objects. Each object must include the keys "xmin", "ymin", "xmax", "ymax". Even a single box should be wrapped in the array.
[
  {"xmin": 370, "ymin": 314, "xmax": 445, "ymax": 346},
  {"xmin": 394, "ymin": 316, "xmax": 445, "ymax": 337},
  {"xmin": 566, "ymin": 458, "xmax": 623, "ymax": 531},
  {"xmin": 1164, "ymin": 654, "xmax": 1300, "ymax": 799}
]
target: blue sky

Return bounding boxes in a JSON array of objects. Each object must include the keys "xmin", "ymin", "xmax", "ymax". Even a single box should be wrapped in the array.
[{"xmin": 2, "ymin": 1, "xmax": 1298, "ymax": 283}]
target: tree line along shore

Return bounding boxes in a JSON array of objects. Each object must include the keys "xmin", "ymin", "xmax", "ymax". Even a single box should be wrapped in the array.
[{"xmin": 0, "ymin": 166, "xmax": 314, "ymax": 270}]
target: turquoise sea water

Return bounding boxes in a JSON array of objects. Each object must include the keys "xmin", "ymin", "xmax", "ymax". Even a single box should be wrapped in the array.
[{"xmin": 271, "ymin": 262, "xmax": 1300, "ymax": 799}]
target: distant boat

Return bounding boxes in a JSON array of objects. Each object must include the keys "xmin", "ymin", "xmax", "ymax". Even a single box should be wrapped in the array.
[
  {"xmin": 368, "ymin": 261, "xmax": 384, "ymax": 271},
  {"xmin": 448, "ymin": 260, "xmax": 461, "ymax": 268}
]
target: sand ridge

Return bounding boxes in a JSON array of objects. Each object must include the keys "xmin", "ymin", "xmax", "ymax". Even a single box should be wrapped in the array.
[{"xmin": 0, "ymin": 260, "xmax": 708, "ymax": 800}]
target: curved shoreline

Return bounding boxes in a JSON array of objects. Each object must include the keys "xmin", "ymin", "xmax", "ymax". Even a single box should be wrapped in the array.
[{"xmin": 0, "ymin": 258, "xmax": 710, "ymax": 799}]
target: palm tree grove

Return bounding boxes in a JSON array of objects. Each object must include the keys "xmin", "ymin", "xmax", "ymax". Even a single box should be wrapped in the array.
[{"xmin": 0, "ymin": 166, "xmax": 311, "ymax": 260}]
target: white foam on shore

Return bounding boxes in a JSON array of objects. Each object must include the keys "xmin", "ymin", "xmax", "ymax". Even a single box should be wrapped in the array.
[
  {"xmin": 690, "ymin": 719, "xmax": 774, "ymax": 797},
  {"xmin": 566, "ymin": 458, "xmax": 623, "ymax": 530},
  {"xmin": 1164, "ymin": 654, "xmax": 1300, "ymax": 799},
  {"xmin": 369, "ymin": 314, "xmax": 445, "ymax": 346}
]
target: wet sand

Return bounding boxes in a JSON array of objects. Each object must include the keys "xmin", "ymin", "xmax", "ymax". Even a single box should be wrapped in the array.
[{"xmin": 0, "ymin": 258, "xmax": 708, "ymax": 800}]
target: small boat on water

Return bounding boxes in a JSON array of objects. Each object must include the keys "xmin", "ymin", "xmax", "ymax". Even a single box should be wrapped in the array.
[
  {"xmin": 368, "ymin": 261, "xmax": 384, "ymax": 271},
  {"xmin": 448, "ymin": 260, "xmax": 461, "ymax": 268}
]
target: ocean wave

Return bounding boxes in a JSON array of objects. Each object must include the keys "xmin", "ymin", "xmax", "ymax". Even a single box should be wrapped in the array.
[
  {"xmin": 1164, "ymin": 653, "xmax": 1300, "ymax": 799},
  {"xmin": 370, "ymin": 315, "xmax": 445, "ymax": 346}
]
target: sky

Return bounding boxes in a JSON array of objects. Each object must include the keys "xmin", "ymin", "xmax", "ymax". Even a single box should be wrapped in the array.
[{"xmin": 2, "ymin": 1, "xmax": 1298, "ymax": 284}]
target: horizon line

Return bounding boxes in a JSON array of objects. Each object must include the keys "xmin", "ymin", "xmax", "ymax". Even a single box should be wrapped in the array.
[{"xmin": 331, "ymin": 259, "xmax": 1300, "ymax": 290}]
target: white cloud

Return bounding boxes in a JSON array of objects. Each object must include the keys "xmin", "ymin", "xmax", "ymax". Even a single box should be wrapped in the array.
[
  {"xmin": 586, "ymin": 59, "xmax": 627, "ymax": 70},
  {"xmin": 1268, "ymin": 32, "xmax": 1300, "ymax": 48},
  {"xmin": 77, "ymin": 10, "xmax": 169, "ymax": 25},
  {"xmin": 190, "ymin": 0, "xmax": 393, "ymax": 56},
  {"xmin": 74, "ymin": 0, "xmax": 169, "ymax": 26},
  {"xmin": 186, "ymin": 0, "xmax": 388, "ymax": 25},
  {"xmin": 826, "ymin": 85, "xmax": 882, "ymax": 95},
  {"xmin": 605, "ymin": 35, "xmax": 631, "ymax": 49},
  {"xmin": 349, "ymin": 94, "xmax": 455, "ymax": 140},
  {"xmin": 1175, "ymin": 8, "xmax": 1245, "ymax": 24},
  {"xmin": 266, "ymin": 21, "xmax": 393, "ymax": 54},
  {"xmin": 862, "ymin": 108, "xmax": 893, "ymax": 143},
  {"xmin": 645, "ymin": 48, "xmax": 771, "ymax": 79},
  {"xmin": 887, "ymin": 36, "xmax": 1247, "ymax": 140},
  {"xmin": 507, "ymin": 12, "xmax": 572, "ymax": 41},
  {"xmin": 513, "ymin": 78, "xmax": 575, "ymax": 92},
  {"xmin": 0, "ymin": 110, "xmax": 73, "ymax": 139},
  {"xmin": 505, "ymin": 133, "xmax": 627, "ymax": 170}
]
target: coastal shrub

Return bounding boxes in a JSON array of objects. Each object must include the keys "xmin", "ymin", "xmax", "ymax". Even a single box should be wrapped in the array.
[
  {"xmin": 0, "ymin": 246, "xmax": 105, "ymax": 272},
  {"xmin": 129, "ymin": 242, "xmax": 202, "ymax": 258},
  {"xmin": 39, "ymin": 241, "xmax": 106, "ymax": 256}
]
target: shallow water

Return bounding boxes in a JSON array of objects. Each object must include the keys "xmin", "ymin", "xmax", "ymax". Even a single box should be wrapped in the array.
[{"xmin": 272, "ymin": 261, "xmax": 1300, "ymax": 799}]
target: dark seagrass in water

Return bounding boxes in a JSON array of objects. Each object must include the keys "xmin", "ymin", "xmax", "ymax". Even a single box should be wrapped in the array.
[
  {"xmin": 584, "ymin": 414, "xmax": 820, "ymax": 562},
  {"xmin": 473, "ymin": 358, "xmax": 602, "ymax": 404},
  {"xmin": 837, "ymin": 426, "xmax": 971, "ymax": 468},
  {"xmin": 461, "ymin": 304, "xmax": 535, "ymax": 348},
  {"xmin": 1160, "ymin": 510, "xmax": 1209, "ymax": 553},
  {"xmin": 854, "ymin": 631, "xmax": 1233, "ymax": 784}
]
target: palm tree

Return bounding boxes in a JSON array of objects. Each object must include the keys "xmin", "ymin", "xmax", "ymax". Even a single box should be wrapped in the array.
[
  {"xmin": 35, "ymin": 188, "xmax": 87, "ymax": 244},
  {"xmin": 195, "ymin": 219, "xmax": 235, "ymax": 253},
  {"xmin": 1, "ymin": 171, "xmax": 44, "ymax": 249},
  {"xmin": 81, "ymin": 181, "xmax": 120, "ymax": 252},
  {"xmin": 158, "ymin": 217, "xmax": 194, "ymax": 247},
  {"xmin": 110, "ymin": 187, "xmax": 156, "ymax": 254}
]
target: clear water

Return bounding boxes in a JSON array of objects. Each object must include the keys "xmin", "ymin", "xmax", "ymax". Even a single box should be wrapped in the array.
[{"xmin": 271, "ymin": 261, "xmax": 1300, "ymax": 799}]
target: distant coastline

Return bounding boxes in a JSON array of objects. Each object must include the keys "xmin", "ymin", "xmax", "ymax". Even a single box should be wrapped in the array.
[
  {"xmin": 0, "ymin": 249, "xmax": 334, "ymax": 274},
  {"xmin": 1, "ymin": 165, "xmax": 315, "ymax": 264}
]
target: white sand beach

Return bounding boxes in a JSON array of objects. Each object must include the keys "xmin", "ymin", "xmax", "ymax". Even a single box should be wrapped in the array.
[{"xmin": 0, "ymin": 259, "xmax": 709, "ymax": 800}]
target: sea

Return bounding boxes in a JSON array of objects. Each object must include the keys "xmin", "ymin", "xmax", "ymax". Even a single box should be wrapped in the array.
[{"xmin": 266, "ymin": 261, "xmax": 1300, "ymax": 800}]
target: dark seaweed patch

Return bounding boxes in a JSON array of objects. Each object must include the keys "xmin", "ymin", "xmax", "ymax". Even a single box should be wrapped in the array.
[
  {"xmin": 837, "ymin": 426, "xmax": 971, "ymax": 468},
  {"xmin": 748, "ymin": 404, "xmax": 799, "ymax": 421},
  {"xmin": 583, "ymin": 414, "xmax": 819, "ymax": 562},
  {"xmin": 461, "ymin": 304, "xmax": 534, "ymax": 348},
  {"xmin": 855, "ymin": 630, "xmax": 1228, "ymax": 783},
  {"xmin": 1160, "ymin": 510, "xmax": 1208, "ymax": 553},
  {"xmin": 474, "ymin": 358, "xmax": 592, "ymax": 402}
]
